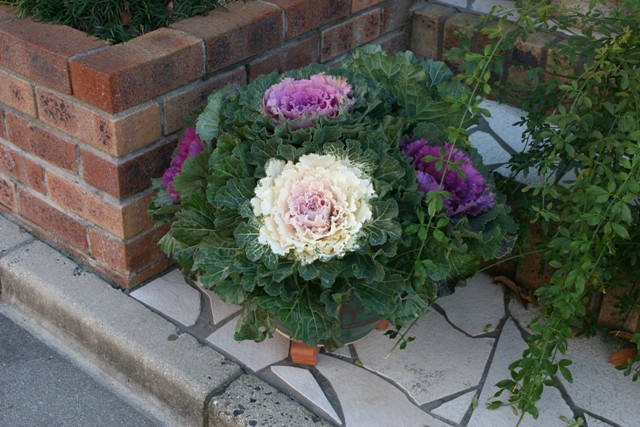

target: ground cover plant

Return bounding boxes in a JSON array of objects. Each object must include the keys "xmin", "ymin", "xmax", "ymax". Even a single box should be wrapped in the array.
[
  {"xmin": 450, "ymin": 0, "xmax": 640, "ymax": 423},
  {"xmin": 1, "ymin": 0, "xmax": 238, "ymax": 43}
]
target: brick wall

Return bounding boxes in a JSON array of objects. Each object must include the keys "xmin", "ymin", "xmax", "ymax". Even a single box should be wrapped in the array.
[{"xmin": 0, "ymin": 0, "xmax": 415, "ymax": 288}]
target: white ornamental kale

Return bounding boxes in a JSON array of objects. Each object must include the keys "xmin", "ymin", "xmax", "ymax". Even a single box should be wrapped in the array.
[{"xmin": 250, "ymin": 153, "xmax": 375, "ymax": 264}]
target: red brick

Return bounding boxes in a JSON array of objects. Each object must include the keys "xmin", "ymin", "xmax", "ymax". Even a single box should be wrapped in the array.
[
  {"xmin": 377, "ymin": 30, "xmax": 408, "ymax": 55},
  {"xmin": 443, "ymin": 12, "xmax": 483, "ymax": 53},
  {"xmin": 171, "ymin": 1, "xmax": 283, "ymax": 74},
  {"xmin": 249, "ymin": 34, "xmax": 319, "ymax": 80},
  {"xmin": 89, "ymin": 225, "xmax": 169, "ymax": 273},
  {"xmin": 0, "ymin": 173, "xmax": 16, "ymax": 210},
  {"xmin": 0, "ymin": 70, "xmax": 37, "ymax": 118},
  {"xmin": 46, "ymin": 172, "xmax": 154, "ymax": 239},
  {"xmin": 381, "ymin": 0, "xmax": 413, "ymax": 33},
  {"xmin": 163, "ymin": 66, "xmax": 246, "ymax": 135},
  {"xmin": 6, "ymin": 113, "xmax": 78, "ymax": 173},
  {"xmin": 36, "ymin": 88, "xmax": 161, "ymax": 156},
  {"xmin": 321, "ymin": 9, "xmax": 381, "ymax": 62},
  {"xmin": 0, "ymin": 108, "xmax": 5, "ymax": 139},
  {"xmin": 0, "ymin": 142, "xmax": 44, "ymax": 192},
  {"xmin": 18, "ymin": 188, "xmax": 88, "ymax": 250},
  {"xmin": 96, "ymin": 257, "xmax": 171, "ymax": 289},
  {"xmin": 0, "ymin": 19, "xmax": 107, "ymax": 93},
  {"xmin": 597, "ymin": 285, "xmax": 640, "ymax": 332},
  {"xmin": 81, "ymin": 139, "xmax": 176, "ymax": 199},
  {"xmin": 352, "ymin": 0, "xmax": 383, "ymax": 12},
  {"xmin": 70, "ymin": 28, "xmax": 205, "ymax": 114},
  {"xmin": 513, "ymin": 32, "xmax": 557, "ymax": 68},
  {"xmin": 411, "ymin": 4, "xmax": 455, "ymax": 60},
  {"xmin": 268, "ymin": 0, "xmax": 350, "ymax": 40},
  {"xmin": 0, "ymin": 4, "xmax": 18, "ymax": 22}
]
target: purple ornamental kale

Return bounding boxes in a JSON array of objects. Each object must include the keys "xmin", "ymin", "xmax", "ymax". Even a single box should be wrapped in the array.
[
  {"xmin": 263, "ymin": 73, "xmax": 354, "ymax": 129},
  {"xmin": 161, "ymin": 127, "xmax": 205, "ymax": 202},
  {"xmin": 403, "ymin": 139, "xmax": 494, "ymax": 217}
]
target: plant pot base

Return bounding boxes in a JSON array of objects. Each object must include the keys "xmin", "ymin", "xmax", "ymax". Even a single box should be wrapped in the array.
[{"xmin": 290, "ymin": 342, "xmax": 320, "ymax": 366}]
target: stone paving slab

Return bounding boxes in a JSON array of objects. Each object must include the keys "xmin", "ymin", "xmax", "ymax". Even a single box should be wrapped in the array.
[{"xmin": 2, "ymin": 213, "xmax": 640, "ymax": 426}]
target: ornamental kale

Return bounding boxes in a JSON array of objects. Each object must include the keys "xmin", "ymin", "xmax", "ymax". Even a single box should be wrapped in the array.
[
  {"xmin": 403, "ymin": 140, "xmax": 495, "ymax": 217},
  {"xmin": 149, "ymin": 46, "xmax": 516, "ymax": 349}
]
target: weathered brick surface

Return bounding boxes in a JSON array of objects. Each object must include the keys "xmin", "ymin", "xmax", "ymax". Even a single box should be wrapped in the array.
[
  {"xmin": 18, "ymin": 188, "xmax": 88, "ymax": 251},
  {"xmin": 0, "ymin": 173, "xmax": 16, "ymax": 210},
  {"xmin": 0, "ymin": 142, "xmax": 44, "ymax": 193},
  {"xmin": 46, "ymin": 172, "xmax": 154, "ymax": 239},
  {"xmin": 267, "ymin": 0, "xmax": 349, "ymax": 40},
  {"xmin": 381, "ymin": 0, "xmax": 414, "ymax": 33},
  {"xmin": 0, "ymin": 19, "xmax": 107, "ymax": 94},
  {"xmin": 352, "ymin": 0, "xmax": 384, "ymax": 13},
  {"xmin": 0, "ymin": 108, "xmax": 5, "ymax": 139},
  {"xmin": 81, "ymin": 140, "xmax": 175, "ymax": 199},
  {"xmin": 36, "ymin": 88, "xmax": 161, "ymax": 156},
  {"xmin": 597, "ymin": 285, "xmax": 640, "ymax": 332},
  {"xmin": 513, "ymin": 32, "xmax": 557, "ymax": 68},
  {"xmin": 70, "ymin": 28, "xmax": 205, "ymax": 114},
  {"xmin": 98, "ymin": 257, "xmax": 171, "ymax": 289},
  {"xmin": 321, "ymin": 9, "xmax": 381, "ymax": 61},
  {"xmin": 411, "ymin": 4, "xmax": 455, "ymax": 60},
  {"xmin": 89, "ymin": 225, "xmax": 169, "ymax": 274},
  {"xmin": 443, "ymin": 12, "xmax": 483, "ymax": 52},
  {"xmin": 171, "ymin": 1, "xmax": 283, "ymax": 73},
  {"xmin": 0, "ymin": 70, "xmax": 37, "ymax": 118},
  {"xmin": 5, "ymin": 113, "xmax": 78, "ymax": 173},
  {"xmin": 377, "ymin": 30, "xmax": 408, "ymax": 54},
  {"xmin": 249, "ymin": 34, "xmax": 319, "ymax": 80},
  {"xmin": 163, "ymin": 66, "xmax": 246, "ymax": 135},
  {"xmin": 0, "ymin": 4, "xmax": 18, "ymax": 22}
]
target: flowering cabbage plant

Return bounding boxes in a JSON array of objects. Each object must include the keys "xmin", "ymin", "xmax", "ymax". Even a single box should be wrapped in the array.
[
  {"xmin": 161, "ymin": 127, "xmax": 205, "ymax": 201},
  {"xmin": 149, "ymin": 46, "xmax": 516, "ymax": 349},
  {"xmin": 263, "ymin": 74, "xmax": 354, "ymax": 129}
]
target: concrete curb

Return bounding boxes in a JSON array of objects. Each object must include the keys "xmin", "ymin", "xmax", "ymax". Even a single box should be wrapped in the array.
[{"xmin": 0, "ymin": 215, "xmax": 325, "ymax": 427}]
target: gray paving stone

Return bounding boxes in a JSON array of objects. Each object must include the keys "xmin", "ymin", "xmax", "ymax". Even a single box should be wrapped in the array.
[
  {"xmin": 431, "ymin": 390, "xmax": 476, "ymax": 425},
  {"xmin": 202, "ymin": 288, "xmax": 242, "ymax": 324},
  {"xmin": 0, "ymin": 241, "xmax": 243, "ymax": 427},
  {"xmin": 315, "ymin": 354, "xmax": 448, "ymax": 427},
  {"xmin": 354, "ymin": 310, "xmax": 494, "ymax": 405},
  {"xmin": 437, "ymin": 273, "xmax": 505, "ymax": 336},
  {"xmin": 559, "ymin": 333, "xmax": 640, "ymax": 427},
  {"xmin": 508, "ymin": 296, "xmax": 541, "ymax": 334},
  {"xmin": 131, "ymin": 269, "xmax": 202, "ymax": 326},
  {"xmin": 271, "ymin": 365, "xmax": 341, "ymax": 425},
  {"xmin": 480, "ymin": 100, "xmax": 528, "ymax": 153},
  {"xmin": 468, "ymin": 319, "xmax": 574, "ymax": 426},
  {"xmin": 206, "ymin": 315, "xmax": 289, "ymax": 372},
  {"xmin": 583, "ymin": 413, "xmax": 616, "ymax": 427},
  {"xmin": 327, "ymin": 345, "xmax": 352, "ymax": 359},
  {"xmin": 208, "ymin": 374, "xmax": 331, "ymax": 427},
  {"xmin": 0, "ymin": 215, "xmax": 32, "ymax": 254}
]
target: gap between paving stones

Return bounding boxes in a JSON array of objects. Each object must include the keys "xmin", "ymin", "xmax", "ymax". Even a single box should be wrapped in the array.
[{"xmin": 0, "ymin": 214, "xmax": 324, "ymax": 427}]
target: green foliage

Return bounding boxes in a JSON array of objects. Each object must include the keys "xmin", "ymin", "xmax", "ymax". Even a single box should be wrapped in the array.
[
  {"xmin": 150, "ymin": 47, "xmax": 516, "ymax": 349},
  {"xmin": 7, "ymin": 0, "xmax": 238, "ymax": 43},
  {"xmin": 455, "ymin": 0, "xmax": 640, "ymax": 422}
]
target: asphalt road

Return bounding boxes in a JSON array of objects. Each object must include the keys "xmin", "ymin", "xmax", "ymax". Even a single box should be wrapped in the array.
[{"xmin": 0, "ymin": 303, "xmax": 163, "ymax": 427}]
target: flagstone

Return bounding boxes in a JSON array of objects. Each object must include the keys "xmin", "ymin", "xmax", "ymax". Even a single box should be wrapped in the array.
[
  {"xmin": 583, "ymin": 414, "xmax": 616, "ymax": 427},
  {"xmin": 354, "ymin": 310, "xmax": 494, "ymax": 405},
  {"xmin": 130, "ymin": 269, "xmax": 201, "ymax": 327},
  {"xmin": 507, "ymin": 296, "xmax": 540, "ymax": 334},
  {"xmin": 271, "ymin": 365, "xmax": 341, "ymax": 425},
  {"xmin": 315, "ymin": 354, "xmax": 448, "ymax": 427},
  {"xmin": 205, "ymin": 316, "xmax": 289, "ymax": 372},
  {"xmin": 437, "ymin": 273, "xmax": 505, "ymax": 336},
  {"xmin": 558, "ymin": 332, "xmax": 640, "ymax": 427},
  {"xmin": 201, "ymin": 289, "xmax": 241, "ymax": 324},
  {"xmin": 468, "ymin": 320, "xmax": 573, "ymax": 426},
  {"xmin": 431, "ymin": 390, "xmax": 476, "ymax": 425}
]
